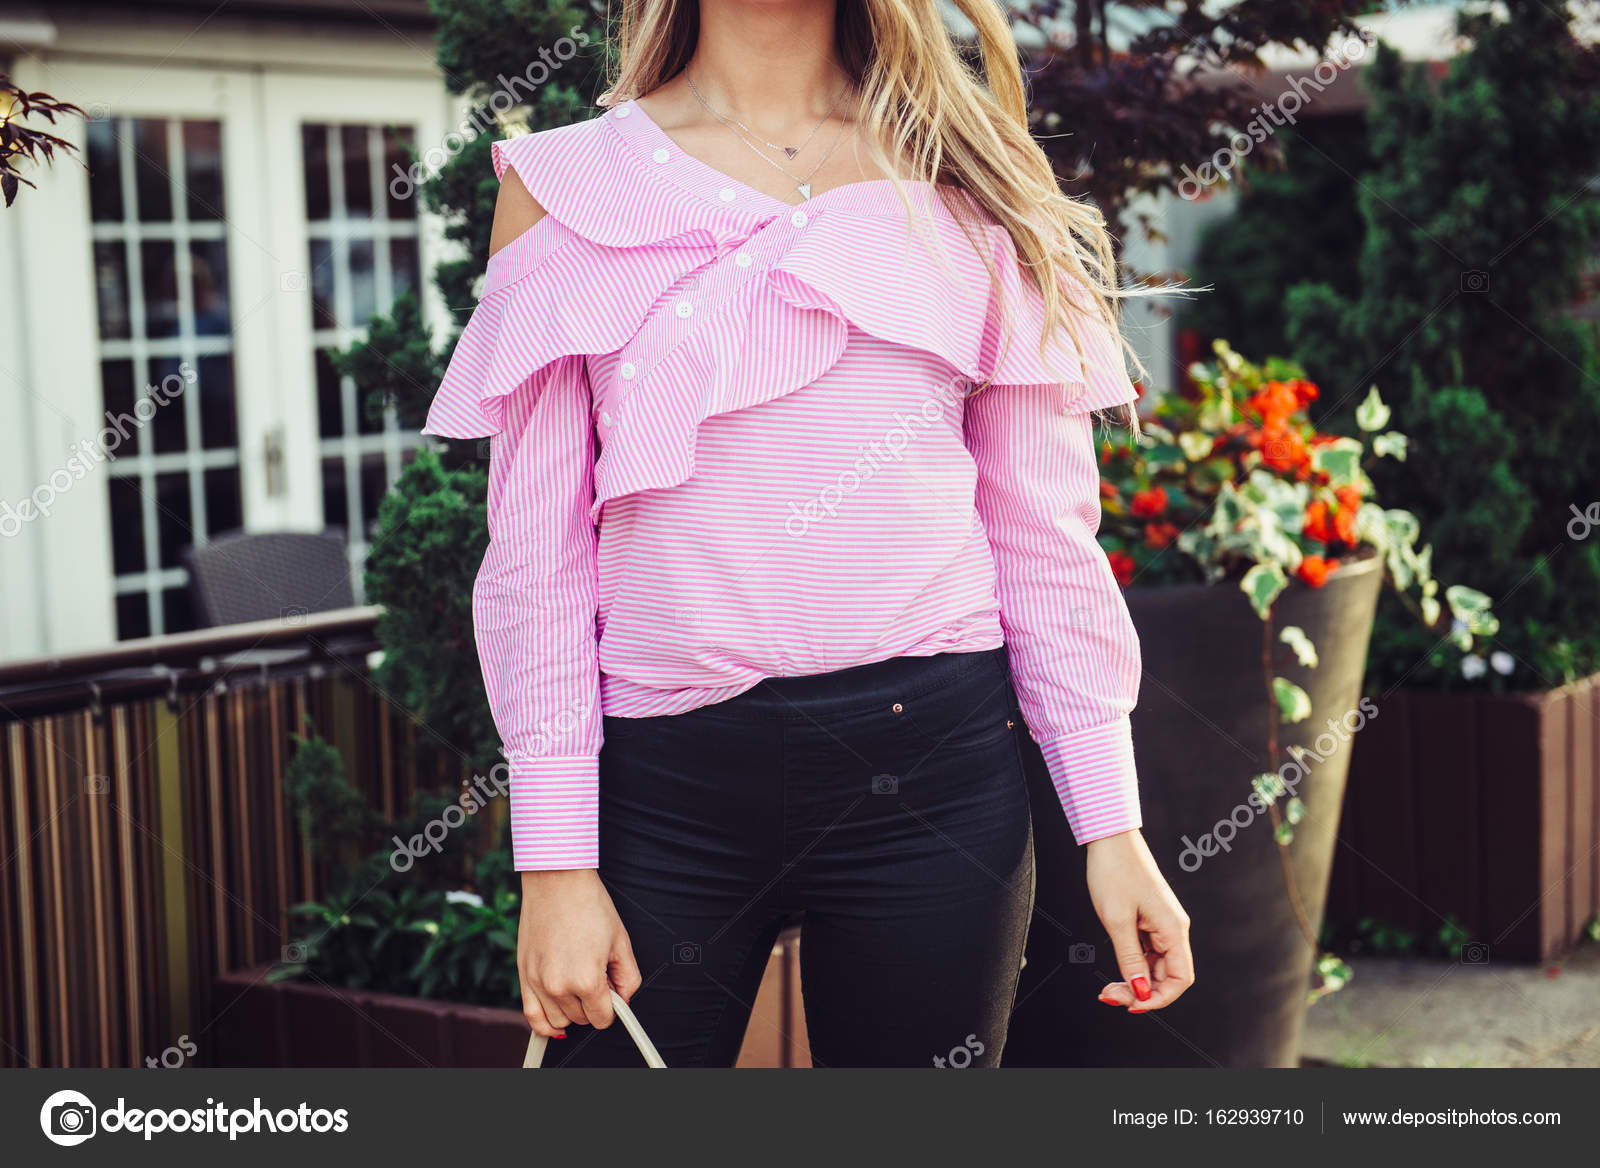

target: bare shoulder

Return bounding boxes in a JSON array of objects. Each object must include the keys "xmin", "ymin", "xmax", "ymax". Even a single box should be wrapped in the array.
[{"xmin": 490, "ymin": 166, "xmax": 547, "ymax": 258}]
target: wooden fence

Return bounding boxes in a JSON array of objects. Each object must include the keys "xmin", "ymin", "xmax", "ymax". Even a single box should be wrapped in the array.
[{"xmin": 0, "ymin": 609, "xmax": 456, "ymax": 1068}]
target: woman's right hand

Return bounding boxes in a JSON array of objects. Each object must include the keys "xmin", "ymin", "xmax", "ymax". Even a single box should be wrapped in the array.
[{"xmin": 517, "ymin": 869, "xmax": 642, "ymax": 1038}]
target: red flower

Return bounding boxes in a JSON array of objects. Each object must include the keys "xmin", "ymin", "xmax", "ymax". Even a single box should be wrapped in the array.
[
  {"xmin": 1303, "ymin": 500, "xmax": 1335, "ymax": 544},
  {"xmin": 1144, "ymin": 522, "xmax": 1180, "ymax": 549},
  {"xmin": 1332, "ymin": 486, "xmax": 1361, "ymax": 544},
  {"xmin": 1247, "ymin": 381, "xmax": 1301, "ymax": 429},
  {"xmin": 1130, "ymin": 487, "xmax": 1168, "ymax": 518},
  {"xmin": 1099, "ymin": 480, "xmax": 1120, "ymax": 500},
  {"xmin": 1259, "ymin": 425, "xmax": 1310, "ymax": 476},
  {"xmin": 1287, "ymin": 378, "xmax": 1320, "ymax": 407},
  {"xmin": 1107, "ymin": 550, "xmax": 1136, "ymax": 586},
  {"xmin": 1298, "ymin": 555, "xmax": 1334, "ymax": 588}
]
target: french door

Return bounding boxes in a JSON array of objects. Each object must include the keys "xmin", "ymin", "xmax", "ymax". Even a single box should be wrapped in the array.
[{"xmin": 16, "ymin": 60, "xmax": 452, "ymax": 643}]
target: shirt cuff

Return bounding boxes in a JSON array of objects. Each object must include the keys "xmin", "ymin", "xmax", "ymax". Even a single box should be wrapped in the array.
[
  {"xmin": 1036, "ymin": 717, "xmax": 1143, "ymax": 844},
  {"xmin": 506, "ymin": 754, "xmax": 599, "ymax": 870}
]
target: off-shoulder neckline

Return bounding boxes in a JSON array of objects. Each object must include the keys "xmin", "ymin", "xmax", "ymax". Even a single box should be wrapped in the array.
[{"xmin": 604, "ymin": 99, "xmax": 972, "ymax": 223}]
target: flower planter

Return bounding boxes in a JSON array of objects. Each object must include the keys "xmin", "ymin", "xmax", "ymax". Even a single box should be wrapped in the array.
[
  {"xmin": 1004, "ymin": 553, "xmax": 1384, "ymax": 1068},
  {"xmin": 1326, "ymin": 673, "xmax": 1600, "ymax": 962},
  {"xmin": 208, "ymin": 926, "xmax": 809, "ymax": 1068}
]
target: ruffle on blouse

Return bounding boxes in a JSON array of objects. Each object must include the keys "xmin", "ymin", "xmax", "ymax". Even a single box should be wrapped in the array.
[{"xmin": 422, "ymin": 111, "xmax": 1139, "ymax": 517}]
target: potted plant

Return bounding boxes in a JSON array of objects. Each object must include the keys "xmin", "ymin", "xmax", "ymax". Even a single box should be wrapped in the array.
[
  {"xmin": 1005, "ymin": 341, "xmax": 1495, "ymax": 1068},
  {"xmin": 1188, "ymin": 7, "xmax": 1600, "ymax": 961}
]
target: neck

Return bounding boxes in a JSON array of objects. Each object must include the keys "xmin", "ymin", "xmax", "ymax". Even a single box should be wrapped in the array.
[{"xmin": 688, "ymin": 0, "xmax": 848, "ymax": 126}]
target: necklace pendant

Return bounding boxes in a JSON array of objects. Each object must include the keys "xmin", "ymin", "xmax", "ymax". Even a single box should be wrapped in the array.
[
  {"xmin": 797, "ymin": 182, "xmax": 811, "ymax": 200},
  {"xmin": 783, "ymin": 147, "xmax": 799, "ymax": 159}
]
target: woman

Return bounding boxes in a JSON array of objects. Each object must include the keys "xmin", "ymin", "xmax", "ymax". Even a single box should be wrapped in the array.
[{"xmin": 423, "ymin": 0, "xmax": 1193, "ymax": 1067}]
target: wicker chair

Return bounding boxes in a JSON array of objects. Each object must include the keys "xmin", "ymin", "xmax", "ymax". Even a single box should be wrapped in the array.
[{"xmin": 182, "ymin": 529, "xmax": 355, "ymax": 628}]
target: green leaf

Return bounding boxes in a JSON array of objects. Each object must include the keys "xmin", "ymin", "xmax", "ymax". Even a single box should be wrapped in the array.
[
  {"xmin": 1371, "ymin": 431, "xmax": 1408, "ymax": 460},
  {"xmin": 1273, "ymin": 676, "xmax": 1313, "ymax": 723},
  {"xmin": 1355, "ymin": 385, "xmax": 1391, "ymax": 432},
  {"xmin": 1240, "ymin": 562, "xmax": 1288, "ymax": 619},
  {"xmin": 1285, "ymin": 796, "xmax": 1307, "ymax": 825},
  {"xmin": 1177, "ymin": 431, "xmax": 1214, "ymax": 462},
  {"xmin": 1251, "ymin": 773, "xmax": 1285, "ymax": 804},
  {"xmin": 1310, "ymin": 438, "xmax": 1364, "ymax": 488},
  {"xmin": 1274, "ymin": 821, "xmax": 1295, "ymax": 846},
  {"xmin": 1279, "ymin": 625, "xmax": 1319, "ymax": 668}
]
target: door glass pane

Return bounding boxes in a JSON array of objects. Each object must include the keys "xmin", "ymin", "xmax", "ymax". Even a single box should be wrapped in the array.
[
  {"xmin": 301, "ymin": 121, "xmax": 425, "ymax": 601},
  {"xmin": 88, "ymin": 115, "xmax": 244, "ymax": 638}
]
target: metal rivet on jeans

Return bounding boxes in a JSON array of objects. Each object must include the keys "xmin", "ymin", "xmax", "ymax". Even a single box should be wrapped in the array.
[{"xmin": 892, "ymin": 703, "xmax": 903, "ymax": 714}]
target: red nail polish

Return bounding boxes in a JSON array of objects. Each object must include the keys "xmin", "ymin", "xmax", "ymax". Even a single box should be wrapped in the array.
[
  {"xmin": 1129, "ymin": 1008, "xmax": 1146, "ymax": 1014},
  {"xmin": 1131, "ymin": 976, "xmax": 1151, "ymax": 1002},
  {"xmin": 1097, "ymin": 994, "xmax": 1117, "ymax": 1004},
  {"xmin": 553, "ymin": 1032, "xmax": 567, "ymax": 1040}
]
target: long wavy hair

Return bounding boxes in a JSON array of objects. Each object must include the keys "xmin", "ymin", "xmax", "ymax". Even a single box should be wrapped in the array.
[{"xmin": 597, "ymin": 0, "xmax": 1147, "ymax": 400}]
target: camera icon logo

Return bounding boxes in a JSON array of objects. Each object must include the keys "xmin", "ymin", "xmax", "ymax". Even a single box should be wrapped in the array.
[
  {"xmin": 673, "ymin": 942, "xmax": 702, "ymax": 965},
  {"xmin": 39, "ymin": 1089, "xmax": 97, "ymax": 1146},
  {"xmin": 1460, "ymin": 941, "xmax": 1490, "ymax": 964},
  {"xmin": 870, "ymin": 773, "xmax": 899, "ymax": 795},
  {"xmin": 1068, "ymin": 942, "xmax": 1096, "ymax": 964}
]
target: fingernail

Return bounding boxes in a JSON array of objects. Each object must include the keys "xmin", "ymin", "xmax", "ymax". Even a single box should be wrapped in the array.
[
  {"xmin": 1129, "ymin": 1008, "xmax": 1146, "ymax": 1014},
  {"xmin": 1131, "ymin": 976, "xmax": 1151, "ymax": 1001},
  {"xmin": 553, "ymin": 1032, "xmax": 567, "ymax": 1039},
  {"xmin": 1097, "ymin": 994, "xmax": 1118, "ymax": 1004}
]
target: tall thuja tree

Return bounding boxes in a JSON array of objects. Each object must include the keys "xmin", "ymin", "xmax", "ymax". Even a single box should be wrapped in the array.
[
  {"xmin": 1185, "ymin": 121, "xmax": 1370, "ymax": 365},
  {"xmin": 1285, "ymin": 0, "xmax": 1600, "ymax": 689},
  {"xmin": 336, "ymin": 0, "xmax": 609, "ymax": 776}
]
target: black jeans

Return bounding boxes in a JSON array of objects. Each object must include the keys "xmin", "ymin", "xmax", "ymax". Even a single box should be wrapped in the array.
[{"xmin": 544, "ymin": 647, "xmax": 1035, "ymax": 1068}]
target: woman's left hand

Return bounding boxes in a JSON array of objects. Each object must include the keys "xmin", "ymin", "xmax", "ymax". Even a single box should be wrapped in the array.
[{"xmin": 1084, "ymin": 829, "xmax": 1194, "ymax": 1012}]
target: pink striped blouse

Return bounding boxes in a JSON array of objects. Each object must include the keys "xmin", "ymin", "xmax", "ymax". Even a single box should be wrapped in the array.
[{"xmin": 422, "ymin": 101, "xmax": 1144, "ymax": 870}]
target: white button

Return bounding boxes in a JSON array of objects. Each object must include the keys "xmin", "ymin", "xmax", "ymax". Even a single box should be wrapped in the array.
[
  {"xmin": 620, "ymin": 362, "xmax": 637, "ymax": 380},
  {"xmin": 652, "ymin": 147, "xmax": 670, "ymax": 164},
  {"xmin": 735, "ymin": 253, "xmax": 753, "ymax": 268},
  {"xmin": 719, "ymin": 188, "xmax": 736, "ymax": 202},
  {"xmin": 600, "ymin": 411, "xmax": 613, "ymax": 426},
  {"xmin": 675, "ymin": 300, "xmax": 694, "ymax": 319},
  {"xmin": 790, "ymin": 210, "xmax": 808, "ymax": 227},
  {"xmin": 614, "ymin": 104, "xmax": 633, "ymax": 118}
]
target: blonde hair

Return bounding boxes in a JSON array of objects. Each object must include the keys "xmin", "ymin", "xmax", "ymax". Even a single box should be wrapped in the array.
[{"xmin": 597, "ymin": 0, "xmax": 1148, "ymax": 400}]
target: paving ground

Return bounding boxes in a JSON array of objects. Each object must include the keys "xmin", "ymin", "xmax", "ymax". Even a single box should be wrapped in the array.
[{"xmin": 1300, "ymin": 941, "xmax": 1600, "ymax": 1067}]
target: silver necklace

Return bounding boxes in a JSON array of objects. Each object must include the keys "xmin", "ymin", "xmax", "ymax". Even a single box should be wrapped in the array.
[
  {"xmin": 686, "ymin": 70, "xmax": 853, "ymax": 200},
  {"xmin": 686, "ymin": 69, "xmax": 848, "ymax": 158}
]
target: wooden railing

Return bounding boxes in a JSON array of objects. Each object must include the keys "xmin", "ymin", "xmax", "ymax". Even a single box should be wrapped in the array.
[{"xmin": 0, "ymin": 609, "xmax": 457, "ymax": 1068}]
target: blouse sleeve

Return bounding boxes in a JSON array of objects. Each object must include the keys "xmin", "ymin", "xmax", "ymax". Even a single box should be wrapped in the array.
[
  {"xmin": 963, "ymin": 313, "xmax": 1144, "ymax": 844},
  {"xmin": 469, "ymin": 359, "xmax": 603, "ymax": 870},
  {"xmin": 420, "ymin": 137, "xmax": 605, "ymax": 872}
]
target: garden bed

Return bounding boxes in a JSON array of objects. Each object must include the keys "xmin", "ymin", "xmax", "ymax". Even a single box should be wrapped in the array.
[
  {"xmin": 209, "ymin": 926, "xmax": 808, "ymax": 1067},
  {"xmin": 1328, "ymin": 672, "xmax": 1600, "ymax": 962}
]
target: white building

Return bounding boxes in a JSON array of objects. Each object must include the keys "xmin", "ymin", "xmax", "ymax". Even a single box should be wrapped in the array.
[{"xmin": 1, "ymin": 0, "xmax": 459, "ymax": 658}]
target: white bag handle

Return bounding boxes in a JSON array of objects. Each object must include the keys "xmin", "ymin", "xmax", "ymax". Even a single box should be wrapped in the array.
[{"xmin": 521, "ymin": 988, "xmax": 667, "ymax": 1068}]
